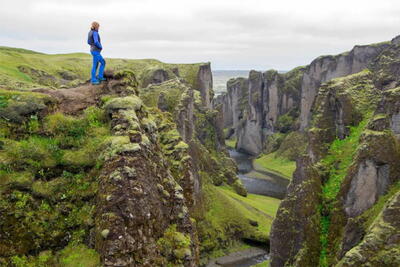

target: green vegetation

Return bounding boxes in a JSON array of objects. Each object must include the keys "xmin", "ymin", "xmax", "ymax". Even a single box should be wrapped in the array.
[
  {"xmin": 197, "ymin": 184, "xmax": 280, "ymax": 259},
  {"xmin": 140, "ymin": 79, "xmax": 188, "ymax": 113},
  {"xmin": 225, "ymin": 137, "xmax": 236, "ymax": 149},
  {"xmin": 275, "ymin": 113, "xmax": 295, "ymax": 133},
  {"xmin": 0, "ymin": 46, "xmax": 205, "ymax": 90},
  {"xmin": 220, "ymin": 186, "xmax": 280, "ymax": 217},
  {"xmin": 360, "ymin": 181, "xmax": 400, "ymax": 230},
  {"xmin": 254, "ymin": 152, "xmax": 296, "ymax": 179},
  {"xmin": 318, "ymin": 118, "xmax": 369, "ymax": 266},
  {"xmin": 251, "ymin": 260, "xmax": 270, "ymax": 267},
  {"xmin": 9, "ymin": 244, "xmax": 100, "ymax": 267},
  {"xmin": 0, "ymin": 106, "xmax": 110, "ymax": 261},
  {"xmin": 320, "ymin": 119, "xmax": 368, "ymax": 203},
  {"xmin": 275, "ymin": 131, "xmax": 307, "ymax": 160},
  {"xmin": 157, "ymin": 224, "xmax": 192, "ymax": 265}
]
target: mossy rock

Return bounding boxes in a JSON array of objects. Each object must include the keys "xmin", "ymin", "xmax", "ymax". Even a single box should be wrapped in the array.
[
  {"xmin": 0, "ymin": 89, "xmax": 54, "ymax": 123},
  {"xmin": 104, "ymin": 96, "xmax": 143, "ymax": 116},
  {"xmin": 58, "ymin": 244, "xmax": 100, "ymax": 267},
  {"xmin": 233, "ymin": 179, "xmax": 248, "ymax": 197}
]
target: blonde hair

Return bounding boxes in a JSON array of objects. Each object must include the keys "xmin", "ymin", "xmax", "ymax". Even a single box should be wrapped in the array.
[{"xmin": 91, "ymin": 21, "xmax": 100, "ymax": 30}]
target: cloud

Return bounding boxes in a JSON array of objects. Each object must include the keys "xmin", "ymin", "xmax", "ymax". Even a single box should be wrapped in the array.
[{"xmin": 0, "ymin": 0, "xmax": 400, "ymax": 70}]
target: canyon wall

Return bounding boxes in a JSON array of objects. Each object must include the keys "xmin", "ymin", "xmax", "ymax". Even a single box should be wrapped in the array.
[
  {"xmin": 216, "ymin": 39, "xmax": 392, "ymax": 155},
  {"xmin": 270, "ymin": 38, "xmax": 400, "ymax": 267}
]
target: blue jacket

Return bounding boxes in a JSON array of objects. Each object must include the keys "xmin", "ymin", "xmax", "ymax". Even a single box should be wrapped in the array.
[{"xmin": 88, "ymin": 29, "xmax": 102, "ymax": 52}]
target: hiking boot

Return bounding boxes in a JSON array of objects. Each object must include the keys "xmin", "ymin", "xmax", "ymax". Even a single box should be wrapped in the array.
[
  {"xmin": 91, "ymin": 80, "xmax": 100, "ymax": 85},
  {"xmin": 99, "ymin": 77, "xmax": 107, "ymax": 81}
]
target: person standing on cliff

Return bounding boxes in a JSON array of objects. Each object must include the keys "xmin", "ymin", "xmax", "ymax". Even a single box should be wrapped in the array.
[{"xmin": 88, "ymin": 21, "xmax": 106, "ymax": 85}]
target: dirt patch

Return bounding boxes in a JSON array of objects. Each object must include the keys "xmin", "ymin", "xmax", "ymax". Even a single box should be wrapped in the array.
[
  {"xmin": 33, "ymin": 71, "xmax": 137, "ymax": 114},
  {"xmin": 34, "ymin": 82, "xmax": 107, "ymax": 114}
]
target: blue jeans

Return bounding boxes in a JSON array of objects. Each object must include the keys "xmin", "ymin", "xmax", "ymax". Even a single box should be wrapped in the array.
[{"xmin": 91, "ymin": 50, "xmax": 105, "ymax": 82}]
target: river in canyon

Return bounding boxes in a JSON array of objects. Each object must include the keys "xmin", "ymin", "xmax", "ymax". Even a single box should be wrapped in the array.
[{"xmin": 206, "ymin": 149, "xmax": 289, "ymax": 266}]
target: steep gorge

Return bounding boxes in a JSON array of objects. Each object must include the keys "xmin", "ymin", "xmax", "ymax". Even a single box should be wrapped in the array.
[
  {"xmin": 0, "ymin": 49, "xmax": 272, "ymax": 267},
  {"xmin": 215, "ymin": 36, "xmax": 400, "ymax": 266}
]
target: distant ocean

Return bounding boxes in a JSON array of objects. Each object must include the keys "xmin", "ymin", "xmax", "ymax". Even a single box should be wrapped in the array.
[{"xmin": 212, "ymin": 70, "xmax": 249, "ymax": 96}]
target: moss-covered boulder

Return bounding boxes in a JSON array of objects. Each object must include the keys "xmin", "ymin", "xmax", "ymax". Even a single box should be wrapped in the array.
[
  {"xmin": 0, "ymin": 89, "xmax": 54, "ymax": 123},
  {"xmin": 270, "ymin": 156, "xmax": 322, "ymax": 267},
  {"xmin": 338, "ymin": 191, "xmax": 400, "ymax": 266}
]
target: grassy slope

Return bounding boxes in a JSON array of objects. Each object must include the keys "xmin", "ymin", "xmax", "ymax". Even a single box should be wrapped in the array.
[
  {"xmin": 0, "ymin": 46, "xmax": 204, "ymax": 90},
  {"xmin": 251, "ymin": 260, "xmax": 270, "ymax": 267},
  {"xmin": 253, "ymin": 152, "xmax": 296, "ymax": 179},
  {"xmin": 200, "ymin": 184, "xmax": 280, "ymax": 258},
  {"xmin": 318, "ymin": 119, "xmax": 368, "ymax": 266}
]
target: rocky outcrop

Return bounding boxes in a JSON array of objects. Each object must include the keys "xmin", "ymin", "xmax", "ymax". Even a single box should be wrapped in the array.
[
  {"xmin": 269, "ymin": 156, "xmax": 322, "ymax": 267},
  {"xmin": 299, "ymin": 42, "xmax": 390, "ymax": 130},
  {"xmin": 197, "ymin": 63, "xmax": 213, "ymax": 109},
  {"xmin": 215, "ymin": 66, "xmax": 304, "ymax": 155},
  {"xmin": 270, "ymin": 66, "xmax": 400, "ymax": 266},
  {"xmin": 95, "ymin": 94, "xmax": 197, "ymax": 266},
  {"xmin": 0, "ymin": 71, "xmax": 206, "ymax": 266},
  {"xmin": 236, "ymin": 71, "xmax": 264, "ymax": 155},
  {"xmin": 216, "ymin": 39, "xmax": 394, "ymax": 156},
  {"xmin": 338, "ymin": 191, "xmax": 400, "ymax": 266},
  {"xmin": 213, "ymin": 77, "xmax": 248, "ymax": 131},
  {"xmin": 307, "ymin": 70, "xmax": 378, "ymax": 162},
  {"xmin": 141, "ymin": 68, "xmax": 171, "ymax": 88}
]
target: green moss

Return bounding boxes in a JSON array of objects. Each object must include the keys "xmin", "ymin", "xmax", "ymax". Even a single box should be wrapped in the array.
[
  {"xmin": 275, "ymin": 113, "xmax": 295, "ymax": 133},
  {"xmin": 254, "ymin": 152, "xmax": 296, "ymax": 179},
  {"xmin": 361, "ymin": 181, "xmax": 400, "ymax": 230},
  {"xmin": 225, "ymin": 137, "xmax": 236, "ymax": 149},
  {"xmin": 320, "ymin": 118, "xmax": 369, "ymax": 202},
  {"xmin": 3, "ymin": 136, "xmax": 61, "ymax": 171},
  {"xmin": 0, "ymin": 89, "xmax": 54, "ymax": 123},
  {"xmin": 140, "ymin": 79, "xmax": 189, "ymax": 113},
  {"xmin": 275, "ymin": 131, "xmax": 307, "ymax": 160},
  {"xmin": 251, "ymin": 260, "xmax": 270, "ymax": 267},
  {"xmin": 175, "ymin": 140, "xmax": 189, "ymax": 150},
  {"xmin": 104, "ymin": 95, "xmax": 143, "ymax": 113},
  {"xmin": 0, "ymin": 171, "xmax": 34, "ymax": 189},
  {"xmin": 318, "ymin": 117, "xmax": 370, "ymax": 266},
  {"xmin": 319, "ymin": 211, "xmax": 330, "ymax": 267},
  {"xmin": 58, "ymin": 244, "xmax": 100, "ymax": 267},
  {"xmin": 232, "ymin": 179, "xmax": 247, "ymax": 197},
  {"xmin": 100, "ymin": 135, "xmax": 134, "ymax": 161},
  {"xmin": 157, "ymin": 224, "xmax": 192, "ymax": 263}
]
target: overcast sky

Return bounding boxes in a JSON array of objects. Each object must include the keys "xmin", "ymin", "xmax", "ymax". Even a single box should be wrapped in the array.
[{"xmin": 1, "ymin": 0, "xmax": 400, "ymax": 70}]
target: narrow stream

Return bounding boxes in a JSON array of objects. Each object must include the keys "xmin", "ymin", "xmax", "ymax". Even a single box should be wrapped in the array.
[
  {"xmin": 228, "ymin": 149, "xmax": 289, "ymax": 199},
  {"xmin": 206, "ymin": 149, "xmax": 289, "ymax": 266}
]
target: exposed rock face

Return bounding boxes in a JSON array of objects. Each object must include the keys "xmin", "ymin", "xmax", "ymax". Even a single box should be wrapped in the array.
[
  {"xmin": 213, "ymin": 77, "xmax": 248, "ymax": 131},
  {"xmin": 307, "ymin": 70, "xmax": 376, "ymax": 163},
  {"xmin": 269, "ymin": 156, "xmax": 321, "ymax": 267},
  {"xmin": 270, "ymin": 60, "xmax": 400, "ymax": 266},
  {"xmin": 236, "ymin": 71, "xmax": 264, "ymax": 155},
  {"xmin": 175, "ymin": 88, "xmax": 195, "ymax": 143},
  {"xmin": 299, "ymin": 42, "xmax": 390, "ymax": 130},
  {"xmin": 141, "ymin": 68, "xmax": 171, "ymax": 88},
  {"xmin": 216, "ymin": 40, "xmax": 393, "ymax": 156},
  {"xmin": 338, "ymin": 191, "xmax": 400, "ymax": 266},
  {"xmin": 216, "ymin": 67, "xmax": 303, "ymax": 155},
  {"xmin": 95, "ymin": 95, "xmax": 197, "ymax": 266},
  {"xmin": 197, "ymin": 63, "xmax": 213, "ymax": 109},
  {"xmin": 344, "ymin": 160, "xmax": 390, "ymax": 217}
]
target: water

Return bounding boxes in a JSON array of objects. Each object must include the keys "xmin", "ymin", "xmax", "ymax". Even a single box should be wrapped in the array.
[
  {"xmin": 212, "ymin": 70, "xmax": 249, "ymax": 96},
  {"xmin": 205, "ymin": 150, "xmax": 287, "ymax": 266},
  {"xmin": 228, "ymin": 149, "xmax": 289, "ymax": 199},
  {"xmin": 224, "ymin": 254, "xmax": 269, "ymax": 267},
  {"xmin": 206, "ymin": 247, "xmax": 269, "ymax": 267}
]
